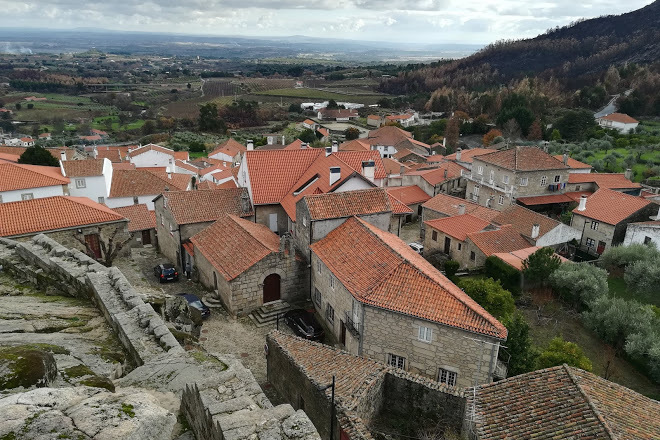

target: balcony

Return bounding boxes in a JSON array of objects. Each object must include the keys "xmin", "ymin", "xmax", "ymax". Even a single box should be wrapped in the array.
[
  {"xmin": 464, "ymin": 173, "xmax": 509, "ymax": 194},
  {"xmin": 344, "ymin": 312, "xmax": 360, "ymax": 338}
]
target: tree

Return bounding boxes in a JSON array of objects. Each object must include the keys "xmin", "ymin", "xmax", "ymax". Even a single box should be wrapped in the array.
[
  {"xmin": 15, "ymin": 103, "xmax": 21, "ymax": 111},
  {"xmin": 502, "ymin": 118, "xmax": 521, "ymax": 140},
  {"xmin": 550, "ymin": 128, "xmax": 561, "ymax": 141},
  {"xmin": 484, "ymin": 256, "xmax": 521, "ymax": 296},
  {"xmin": 141, "ymin": 119, "xmax": 156, "ymax": 136},
  {"xmin": 18, "ymin": 146, "xmax": 59, "ymax": 167},
  {"xmin": 344, "ymin": 127, "xmax": 360, "ymax": 140},
  {"xmin": 624, "ymin": 257, "xmax": 660, "ymax": 297},
  {"xmin": 536, "ymin": 337, "xmax": 592, "ymax": 371},
  {"xmin": 502, "ymin": 311, "xmax": 537, "ymax": 376},
  {"xmin": 522, "ymin": 247, "xmax": 561, "ymax": 285},
  {"xmin": 445, "ymin": 117, "xmax": 460, "ymax": 150},
  {"xmin": 527, "ymin": 119, "xmax": 543, "ymax": 141},
  {"xmin": 444, "ymin": 260, "xmax": 459, "ymax": 280},
  {"xmin": 458, "ymin": 278, "xmax": 515, "ymax": 320},
  {"xmin": 73, "ymin": 227, "xmax": 133, "ymax": 267},
  {"xmin": 327, "ymin": 99, "xmax": 340, "ymax": 110},
  {"xmin": 198, "ymin": 103, "xmax": 225, "ymax": 133},
  {"xmin": 53, "ymin": 117, "xmax": 65, "ymax": 134},
  {"xmin": 600, "ymin": 243, "xmax": 660, "ymax": 271},
  {"xmin": 482, "ymin": 129, "xmax": 502, "ymax": 146},
  {"xmin": 27, "ymin": 103, "xmax": 34, "ymax": 110},
  {"xmin": 288, "ymin": 103, "xmax": 301, "ymax": 113},
  {"xmin": 553, "ymin": 109, "xmax": 596, "ymax": 141},
  {"xmin": 549, "ymin": 262, "xmax": 609, "ymax": 308},
  {"xmin": 497, "ymin": 107, "xmax": 534, "ymax": 135},
  {"xmin": 299, "ymin": 129, "xmax": 317, "ymax": 144},
  {"xmin": 604, "ymin": 66, "xmax": 621, "ymax": 94}
]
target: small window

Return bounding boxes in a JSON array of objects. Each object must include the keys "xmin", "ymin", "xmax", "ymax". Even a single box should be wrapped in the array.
[
  {"xmin": 161, "ymin": 215, "xmax": 164, "ymax": 226},
  {"xmin": 540, "ymin": 176, "xmax": 547, "ymax": 186},
  {"xmin": 438, "ymin": 368, "xmax": 457, "ymax": 387},
  {"xmin": 502, "ymin": 175, "xmax": 509, "ymax": 184},
  {"xmin": 470, "ymin": 251, "xmax": 476, "ymax": 261},
  {"xmin": 590, "ymin": 221, "xmax": 599, "ymax": 230},
  {"xmin": 432, "ymin": 231, "xmax": 438, "ymax": 241},
  {"xmin": 133, "ymin": 196, "xmax": 139, "ymax": 204},
  {"xmin": 457, "ymin": 243, "xmax": 462, "ymax": 251},
  {"xmin": 329, "ymin": 273, "xmax": 335, "ymax": 289},
  {"xmin": 418, "ymin": 326, "xmax": 432, "ymax": 343},
  {"xmin": 75, "ymin": 178, "xmax": 86, "ymax": 188},
  {"xmin": 644, "ymin": 236, "xmax": 652, "ymax": 245},
  {"xmin": 520, "ymin": 177, "xmax": 528, "ymax": 186},
  {"xmin": 313, "ymin": 288, "xmax": 321, "ymax": 306},
  {"xmin": 554, "ymin": 175, "xmax": 561, "ymax": 183},
  {"xmin": 317, "ymin": 260, "xmax": 322, "ymax": 274},
  {"xmin": 473, "ymin": 186, "xmax": 480, "ymax": 196},
  {"xmin": 489, "ymin": 170, "xmax": 495, "ymax": 181},
  {"xmin": 325, "ymin": 304, "xmax": 335, "ymax": 324},
  {"xmin": 498, "ymin": 195, "xmax": 504, "ymax": 205},
  {"xmin": 585, "ymin": 238, "xmax": 595, "ymax": 248},
  {"xmin": 575, "ymin": 185, "xmax": 581, "ymax": 191},
  {"xmin": 302, "ymin": 216, "xmax": 307, "ymax": 227},
  {"xmin": 387, "ymin": 353, "xmax": 406, "ymax": 369},
  {"xmin": 477, "ymin": 166, "xmax": 483, "ymax": 175},
  {"xmin": 21, "ymin": 193, "xmax": 34, "ymax": 201},
  {"xmin": 98, "ymin": 196, "xmax": 105, "ymax": 204}
]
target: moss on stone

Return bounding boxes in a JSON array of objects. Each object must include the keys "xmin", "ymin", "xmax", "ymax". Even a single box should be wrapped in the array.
[
  {"xmin": 1, "ymin": 432, "xmax": 16, "ymax": 440},
  {"xmin": 119, "ymin": 403, "xmax": 135, "ymax": 418},
  {"xmin": 63, "ymin": 365, "xmax": 95, "ymax": 379},
  {"xmin": 0, "ymin": 347, "xmax": 57, "ymax": 390},
  {"xmin": 80, "ymin": 376, "xmax": 115, "ymax": 392},
  {"xmin": 17, "ymin": 344, "xmax": 70, "ymax": 355},
  {"xmin": 190, "ymin": 350, "xmax": 228, "ymax": 369}
]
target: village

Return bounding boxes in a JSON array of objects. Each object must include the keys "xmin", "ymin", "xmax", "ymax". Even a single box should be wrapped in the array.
[{"xmin": 0, "ymin": 99, "xmax": 659, "ymax": 440}]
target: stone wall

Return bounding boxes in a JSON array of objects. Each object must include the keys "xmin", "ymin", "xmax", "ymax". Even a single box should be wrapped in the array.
[{"xmin": 255, "ymin": 204, "xmax": 289, "ymax": 235}]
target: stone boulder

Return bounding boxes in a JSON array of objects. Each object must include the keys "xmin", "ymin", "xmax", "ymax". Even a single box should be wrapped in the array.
[
  {"xmin": 0, "ymin": 386, "xmax": 177, "ymax": 440},
  {"xmin": 0, "ymin": 346, "xmax": 57, "ymax": 390}
]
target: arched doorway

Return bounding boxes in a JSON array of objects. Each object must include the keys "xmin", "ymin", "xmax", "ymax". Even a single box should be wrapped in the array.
[{"xmin": 263, "ymin": 274, "xmax": 281, "ymax": 303}]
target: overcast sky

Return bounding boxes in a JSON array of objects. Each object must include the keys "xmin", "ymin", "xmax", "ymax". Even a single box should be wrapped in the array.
[{"xmin": 0, "ymin": 0, "xmax": 654, "ymax": 44}]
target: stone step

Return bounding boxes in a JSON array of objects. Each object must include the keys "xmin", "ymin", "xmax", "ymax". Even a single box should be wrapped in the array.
[{"xmin": 248, "ymin": 301, "xmax": 291, "ymax": 328}]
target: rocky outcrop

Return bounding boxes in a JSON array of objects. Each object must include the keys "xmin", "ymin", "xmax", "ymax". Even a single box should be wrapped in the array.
[{"xmin": 0, "ymin": 346, "xmax": 57, "ymax": 390}]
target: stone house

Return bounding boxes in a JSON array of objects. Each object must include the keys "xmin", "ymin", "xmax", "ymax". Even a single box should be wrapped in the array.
[
  {"xmin": 424, "ymin": 214, "xmax": 493, "ymax": 264},
  {"xmin": 444, "ymin": 148, "xmax": 495, "ymax": 171},
  {"xmin": 60, "ymin": 158, "xmax": 113, "ymax": 205},
  {"xmin": 465, "ymin": 147, "xmax": 571, "ymax": 211},
  {"xmin": 153, "ymin": 188, "xmax": 253, "ymax": 271},
  {"xmin": 571, "ymin": 189, "xmax": 658, "ymax": 255},
  {"xmin": 565, "ymin": 172, "xmax": 642, "ymax": 196},
  {"xmin": 402, "ymin": 162, "xmax": 468, "ymax": 198},
  {"xmin": 387, "ymin": 193, "xmax": 414, "ymax": 237},
  {"xmin": 623, "ymin": 218, "xmax": 660, "ymax": 247},
  {"xmin": 0, "ymin": 195, "xmax": 130, "ymax": 259},
  {"xmin": 385, "ymin": 186, "xmax": 431, "ymax": 222},
  {"xmin": 106, "ymin": 169, "xmax": 191, "ymax": 211},
  {"xmin": 462, "ymin": 225, "xmax": 532, "ymax": 270},
  {"xmin": 293, "ymin": 188, "xmax": 392, "ymax": 261},
  {"xmin": 112, "ymin": 204, "xmax": 156, "ymax": 248},
  {"xmin": 0, "ymin": 160, "xmax": 70, "ymax": 203},
  {"xmin": 491, "ymin": 204, "xmax": 581, "ymax": 247},
  {"xmin": 190, "ymin": 215, "xmax": 306, "ymax": 316},
  {"xmin": 310, "ymin": 217, "xmax": 507, "ymax": 388},
  {"xmin": 366, "ymin": 114, "xmax": 384, "ymax": 127},
  {"xmin": 420, "ymin": 193, "xmax": 499, "ymax": 241}
]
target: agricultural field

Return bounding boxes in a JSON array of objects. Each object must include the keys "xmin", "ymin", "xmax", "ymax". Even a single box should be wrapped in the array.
[
  {"xmin": 582, "ymin": 148, "xmax": 660, "ymax": 181},
  {"xmin": 254, "ymin": 88, "xmax": 382, "ymax": 104}
]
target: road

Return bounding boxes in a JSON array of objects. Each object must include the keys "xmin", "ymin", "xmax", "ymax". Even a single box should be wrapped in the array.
[{"xmin": 594, "ymin": 89, "xmax": 633, "ymax": 118}]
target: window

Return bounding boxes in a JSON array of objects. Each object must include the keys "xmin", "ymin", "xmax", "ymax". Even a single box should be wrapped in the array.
[
  {"xmin": 302, "ymin": 216, "xmax": 307, "ymax": 227},
  {"xmin": 644, "ymin": 236, "xmax": 652, "ymax": 245},
  {"xmin": 585, "ymin": 238, "xmax": 595, "ymax": 248},
  {"xmin": 317, "ymin": 260, "xmax": 322, "ymax": 274},
  {"xmin": 502, "ymin": 175, "xmax": 509, "ymax": 184},
  {"xmin": 387, "ymin": 353, "xmax": 406, "ymax": 369},
  {"xmin": 418, "ymin": 326, "xmax": 432, "ymax": 343},
  {"xmin": 313, "ymin": 288, "xmax": 321, "ymax": 307},
  {"xmin": 554, "ymin": 175, "xmax": 561, "ymax": 183},
  {"xmin": 457, "ymin": 243, "xmax": 462, "ymax": 251},
  {"xmin": 329, "ymin": 273, "xmax": 335, "ymax": 289},
  {"xmin": 161, "ymin": 215, "xmax": 164, "ymax": 226},
  {"xmin": 432, "ymin": 231, "xmax": 438, "ymax": 241},
  {"xmin": 0, "ymin": 195, "xmax": 3, "ymax": 203},
  {"xmin": 438, "ymin": 368, "xmax": 457, "ymax": 387},
  {"xmin": 75, "ymin": 178, "xmax": 86, "ymax": 189},
  {"xmin": 325, "ymin": 304, "xmax": 335, "ymax": 324},
  {"xmin": 477, "ymin": 166, "xmax": 483, "ymax": 175},
  {"xmin": 470, "ymin": 251, "xmax": 476, "ymax": 261},
  {"xmin": 520, "ymin": 177, "xmax": 528, "ymax": 186},
  {"xmin": 133, "ymin": 196, "xmax": 139, "ymax": 204},
  {"xmin": 540, "ymin": 176, "xmax": 547, "ymax": 186},
  {"xmin": 498, "ymin": 195, "xmax": 504, "ymax": 205},
  {"xmin": 21, "ymin": 193, "xmax": 34, "ymax": 201},
  {"xmin": 590, "ymin": 221, "xmax": 599, "ymax": 230},
  {"xmin": 98, "ymin": 197, "xmax": 105, "ymax": 204},
  {"xmin": 489, "ymin": 170, "xmax": 495, "ymax": 182},
  {"xmin": 473, "ymin": 186, "xmax": 479, "ymax": 196},
  {"xmin": 352, "ymin": 300, "xmax": 360, "ymax": 325}
]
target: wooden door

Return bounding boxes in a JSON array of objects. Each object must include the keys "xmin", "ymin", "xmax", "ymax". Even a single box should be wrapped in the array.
[
  {"xmin": 597, "ymin": 241, "xmax": 606, "ymax": 255},
  {"xmin": 263, "ymin": 274, "xmax": 281, "ymax": 303},
  {"xmin": 444, "ymin": 236, "xmax": 451, "ymax": 254},
  {"xmin": 84, "ymin": 234, "xmax": 101, "ymax": 259},
  {"xmin": 141, "ymin": 230, "xmax": 151, "ymax": 245}
]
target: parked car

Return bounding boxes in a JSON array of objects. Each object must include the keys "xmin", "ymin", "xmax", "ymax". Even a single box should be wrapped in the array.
[
  {"xmin": 283, "ymin": 309, "xmax": 324, "ymax": 342},
  {"xmin": 154, "ymin": 263, "xmax": 179, "ymax": 283},
  {"xmin": 177, "ymin": 293, "xmax": 211, "ymax": 319},
  {"xmin": 408, "ymin": 242, "xmax": 424, "ymax": 254}
]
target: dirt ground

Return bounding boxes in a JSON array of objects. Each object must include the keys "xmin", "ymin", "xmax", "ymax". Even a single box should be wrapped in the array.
[{"xmin": 399, "ymin": 219, "xmax": 422, "ymax": 245}]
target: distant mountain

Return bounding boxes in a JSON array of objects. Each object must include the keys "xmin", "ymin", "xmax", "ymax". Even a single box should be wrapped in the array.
[{"xmin": 382, "ymin": 1, "xmax": 660, "ymax": 93}]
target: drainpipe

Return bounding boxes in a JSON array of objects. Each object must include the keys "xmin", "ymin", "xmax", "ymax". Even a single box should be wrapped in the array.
[
  {"xmin": 358, "ymin": 304, "xmax": 365, "ymax": 356},
  {"xmin": 308, "ymin": 220, "xmax": 313, "ymax": 299},
  {"xmin": 487, "ymin": 340, "xmax": 499, "ymax": 382}
]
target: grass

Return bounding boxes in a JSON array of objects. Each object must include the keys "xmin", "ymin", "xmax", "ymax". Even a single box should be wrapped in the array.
[
  {"xmin": 189, "ymin": 151, "xmax": 207, "ymax": 158},
  {"xmin": 607, "ymin": 275, "xmax": 660, "ymax": 307},
  {"xmin": 582, "ymin": 147, "xmax": 660, "ymax": 182},
  {"xmin": 255, "ymin": 87, "xmax": 379, "ymax": 100}
]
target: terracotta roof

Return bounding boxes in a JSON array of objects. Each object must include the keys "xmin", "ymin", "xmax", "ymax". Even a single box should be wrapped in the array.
[
  {"xmin": 469, "ymin": 364, "xmax": 660, "ymax": 440},
  {"xmin": 492, "ymin": 205, "xmax": 561, "ymax": 238},
  {"xmin": 305, "ymin": 188, "xmax": 391, "ymax": 221},
  {"xmin": 127, "ymin": 143, "xmax": 175, "ymax": 158},
  {"xmin": 216, "ymin": 179, "xmax": 238, "ymax": 189},
  {"xmin": 382, "ymin": 157, "xmax": 409, "ymax": 175},
  {"xmin": 476, "ymin": 147, "xmax": 568, "ymax": 171},
  {"xmin": 553, "ymin": 155, "xmax": 593, "ymax": 169},
  {"xmin": 425, "ymin": 214, "xmax": 490, "ymax": 241},
  {"xmin": 445, "ymin": 148, "xmax": 495, "ymax": 164},
  {"xmin": 598, "ymin": 112, "xmax": 639, "ymax": 124},
  {"xmin": 467, "ymin": 225, "xmax": 530, "ymax": 257},
  {"xmin": 492, "ymin": 246, "xmax": 569, "ymax": 271},
  {"xmin": 209, "ymin": 138, "xmax": 246, "ymax": 158},
  {"xmin": 394, "ymin": 138, "xmax": 431, "ymax": 154},
  {"xmin": 318, "ymin": 108, "xmax": 358, "ymax": 119},
  {"xmin": 96, "ymin": 149, "xmax": 124, "ymax": 162},
  {"xmin": 386, "ymin": 113, "xmax": 413, "ymax": 121},
  {"xmin": 565, "ymin": 191, "xmax": 593, "ymax": 202},
  {"xmin": 159, "ymin": 188, "xmax": 252, "ymax": 225},
  {"xmin": 61, "ymin": 159, "xmax": 105, "ymax": 177},
  {"xmin": 426, "ymin": 154, "xmax": 444, "ymax": 163},
  {"xmin": 367, "ymin": 115, "xmax": 381, "ymax": 120},
  {"xmin": 0, "ymin": 160, "xmax": 69, "ymax": 192},
  {"xmin": 175, "ymin": 160, "xmax": 201, "ymax": 174},
  {"xmin": 112, "ymin": 162, "xmax": 136, "ymax": 170},
  {"xmin": 393, "ymin": 148, "xmax": 425, "ymax": 161},
  {"xmin": 109, "ymin": 169, "xmax": 190, "ymax": 198},
  {"xmin": 385, "ymin": 185, "xmax": 431, "ymax": 206},
  {"xmin": 630, "ymin": 220, "xmax": 660, "ymax": 226},
  {"xmin": 572, "ymin": 188, "xmax": 653, "ymax": 225},
  {"xmin": 0, "ymin": 153, "xmax": 20, "ymax": 163},
  {"xmin": 568, "ymin": 173, "xmax": 641, "ymax": 189},
  {"xmin": 113, "ymin": 204, "xmax": 155, "ymax": 232},
  {"xmin": 174, "ymin": 151, "xmax": 189, "ymax": 161},
  {"xmin": 91, "ymin": 129, "xmax": 108, "ymax": 136},
  {"xmin": 423, "ymin": 193, "xmax": 499, "ymax": 221},
  {"xmin": 0, "ymin": 196, "xmax": 125, "ymax": 237},
  {"xmin": 516, "ymin": 194, "xmax": 574, "ymax": 205},
  {"xmin": 364, "ymin": 125, "xmax": 412, "ymax": 146},
  {"xmin": 311, "ymin": 217, "xmax": 507, "ymax": 339},
  {"xmin": 339, "ymin": 139, "xmax": 371, "ymax": 151},
  {"xmin": 317, "ymin": 127, "xmax": 330, "ymax": 137},
  {"xmin": 303, "ymin": 119, "xmax": 316, "ymax": 125},
  {"xmin": 79, "ymin": 135, "xmax": 102, "ymax": 142},
  {"xmin": 405, "ymin": 162, "xmax": 467, "ymax": 185},
  {"xmin": 283, "ymin": 139, "xmax": 309, "ymax": 150},
  {"xmin": 190, "ymin": 215, "xmax": 280, "ymax": 281}
]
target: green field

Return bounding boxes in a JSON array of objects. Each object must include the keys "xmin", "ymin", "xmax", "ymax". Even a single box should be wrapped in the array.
[
  {"xmin": 92, "ymin": 116, "xmax": 145, "ymax": 131},
  {"xmin": 254, "ymin": 87, "xmax": 381, "ymax": 102},
  {"xmin": 608, "ymin": 275, "xmax": 660, "ymax": 308},
  {"xmin": 581, "ymin": 147, "xmax": 660, "ymax": 182}
]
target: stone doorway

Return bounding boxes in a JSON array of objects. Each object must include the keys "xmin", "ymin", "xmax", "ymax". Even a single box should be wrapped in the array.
[{"xmin": 262, "ymin": 274, "xmax": 281, "ymax": 304}]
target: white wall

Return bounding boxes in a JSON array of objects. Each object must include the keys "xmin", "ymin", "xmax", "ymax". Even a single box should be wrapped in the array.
[
  {"xmin": 623, "ymin": 224, "xmax": 660, "ymax": 247},
  {"xmin": 238, "ymin": 160, "xmax": 253, "ymax": 202},
  {"xmin": 130, "ymin": 150, "xmax": 174, "ymax": 168},
  {"xmin": 106, "ymin": 194, "xmax": 159, "ymax": 210},
  {"xmin": 0, "ymin": 185, "xmax": 65, "ymax": 203},
  {"xmin": 536, "ymin": 223, "xmax": 582, "ymax": 247},
  {"xmin": 334, "ymin": 176, "xmax": 373, "ymax": 192},
  {"xmin": 67, "ymin": 175, "xmax": 109, "ymax": 203},
  {"xmin": 209, "ymin": 151, "xmax": 234, "ymax": 162}
]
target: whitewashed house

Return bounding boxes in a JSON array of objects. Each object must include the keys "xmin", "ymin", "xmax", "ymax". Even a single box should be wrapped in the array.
[
  {"xmin": 0, "ymin": 160, "xmax": 69, "ymax": 203},
  {"xmin": 60, "ymin": 158, "xmax": 113, "ymax": 205},
  {"xmin": 596, "ymin": 113, "xmax": 639, "ymax": 134},
  {"xmin": 127, "ymin": 144, "xmax": 189, "ymax": 170}
]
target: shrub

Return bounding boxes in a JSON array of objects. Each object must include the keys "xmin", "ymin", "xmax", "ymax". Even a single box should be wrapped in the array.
[
  {"xmin": 536, "ymin": 337, "xmax": 592, "ymax": 371},
  {"xmin": 484, "ymin": 256, "xmax": 521, "ymax": 296},
  {"xmin": 522, "ymin": 247, "xmax": 561, "ymax": 285},
  {"xmin": 625, "ymin": 328, "xmax": 660, "ymax": 381},
  {"xmin": 549, "ymin": 263, "xmax": 609, "ymax": 307},
  {"xmin": 600, "ymin": 243, "xmax": 660, "ymax": 271},
  {"xmin": 444, "ymin": 260, "xmax": 459, "ymax": 280},
  {"xmin": 458, "ymin": 278, "xmax": 515, "ymax": 320},
  {"xmin": 624, "ymin": 257, "xmax": 660, "ymax": 297},
  {"xmin": 501, "ymin": 311, "xmax": 538, "ymax": 377}
]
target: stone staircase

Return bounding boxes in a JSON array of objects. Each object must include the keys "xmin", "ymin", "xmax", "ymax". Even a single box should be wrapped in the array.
[{"xmin": 249, "ymin": 300, "xmax": 291, "ymax": 328}]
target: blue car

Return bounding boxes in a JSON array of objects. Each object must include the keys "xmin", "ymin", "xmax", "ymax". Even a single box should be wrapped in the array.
[{"xmin": 177, "ymin": 293, "xmax": 211, "ymax": 319}]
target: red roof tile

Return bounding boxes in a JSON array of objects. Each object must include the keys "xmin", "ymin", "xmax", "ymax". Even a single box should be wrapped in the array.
[
  {"xmin": 445, "ymin": 148, "xmax": 495, "ymax": 164},
  {"xmin": 127, "ymin": 143, "xmax": 176, "ymax": 158},
  {"xmin": 425, "ymin": 214, "xmax": 490, "ymax": 241},
  {"xmin": 311, "ymin": 217, "xmax": 507, "ymax": 339},
  {"xmin": 364, "ymin": 125, "xmax": 412, "ymax": 146},
  {"xmin": 190, "ymin": 215, "xmax": 280, "ymax": 281},
  {"xmin": 112, "ymin": 162, "xmax": 136, "ymax": 170},
  {"xmin": 404, "ymin": 162, "xmax": 467, "ymax": 185},
  {"xmin": 492, "ymin": 205, "xmax": 561, "ymax": 238},
  {"xmin": 109, "ymin": 169, "xmax": 190, "ymax": 197},
  {"xmin": 305, "ymin": 188, "xmax": 391, "ymax": 221},
  {"xmin": 385, "ymin": 185, "xmax": 431, "ymax": 206},
  {"xmin": 0, "ymin": 196, "xmax": 125, "ymax": 237},
  {"xmin": 112, "ymin": 204, "xmax": 156, "ymax": 232},
  {"xmin": 423, "ymin": 193, "xmax": 499, "ymax": 221},
  {"xmin": 0, "ymin": 160, "xmax": 69, "ymax": 192},
  {"xmin": 553, "ymin": 155, "xmax": 593, "ymax": 169},
  {"xmin": 467, "ymin": 225, "xmax": 530, "ymax": 256},
  {"xmin": 572, "ymin": 188, "xmax": 653, "ymax": 225},
  {"xmin": 387, "ymin": 193, "xmax": 414, "ymax": 214},
  {"xmin": 159, "ymin": 188, "xmax": 252, "ymax": 225},
  {"xmin": 568, "ymin": 173, "xmax": 641, "ymax": 189},
  {"xmin": 516, "ymin": 194, "xmax": 574, "ymax": 205},
  {"xmin": 209, "ymin": 138, "xmax": 246, "ymax": 158},
  {"xmin": 61, "ymin": 159, "xmax": 105, "ymax": 177},
  {"xmin": 598, "ymin": 112, "xmax": 639, "ymax": 124},
  {"xmin": 492, "ymin": 246, "xmax": 569, "ymax": 271},
  {"xmin": 477, "ymin": 146, "xmax": 568, "ymax": 171},
  {"xmin": 339, "ymin": 139, "xmax": 371, "ymax": 152}
]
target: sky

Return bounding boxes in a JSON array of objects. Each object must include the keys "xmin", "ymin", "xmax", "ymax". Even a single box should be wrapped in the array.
[{"xmin": 0, "ymin": 0, "xmax": 655, "ymax": 45}]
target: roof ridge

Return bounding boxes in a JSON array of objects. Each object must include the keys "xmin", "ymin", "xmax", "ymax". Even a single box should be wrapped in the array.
[{"xmin": 563, "ymin": 365, "xmax": 617, "ymax": 440}]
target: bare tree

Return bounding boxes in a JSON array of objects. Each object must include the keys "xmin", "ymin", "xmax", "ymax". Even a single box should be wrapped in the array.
[
  {"xmin": 503, "ymin": 118, "xmax": 521, "ymax": 140},
  {"xmin": 74, "ymin": 227, "xmax": 133, "ymax": 267}
]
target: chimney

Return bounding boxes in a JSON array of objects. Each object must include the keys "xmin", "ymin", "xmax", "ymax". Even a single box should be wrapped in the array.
[
  {"xmin": 60, "ymin": 151, "xmax": 67, "ymax": 162},
  {"xmin": 399, "ymin": 165, "xmax": 405, "ymax": 175},
  {"xmin": 241, "ymin": 190, "xmax": 251, "ymax": 214},
  {"xmin": 247, "ymin": 139, "xmax": 254, "ymax": 151},
  {"xmin": 331, "ymin": 141, "xmax": 339, "ymax": 153},
  {"xmin": 282, "ymin": 135, "xmax": 286, "ymax": 145},
  {"xmin": 443, "ymin": 169, "xmax": 448, "ymax": 179},
  {"xmin": 624, "ymin": 168, "xmax": 633, "ymax": 180},
  {"xmin": 531, "ymin": 223, "xmax": 540, "ymax": 239},
  {"xmin": 362, "ymin": 160, "xmax": 375, "ymax": 182},
  {"xmin": 325, "ymin": 146, "xmax": 332, "ymax": 157},
  {"xmin": 330, "ymin": 166, "xmax": 341, "ymax": 186},
  {"xmin": 456, "ymin": 148, "xmax": 462, "ymax": 161},
  {"xmin": 442, "ymin": 137, "xmax": 446, "ymax": 148},
  {"xmin": 563, "ymin": 153, "xmax": 568, "ymax": 166},
  {"xmin": 653, "ymin": 205, "xmax": 660, "ymax": 221},
  {"xmin": 301, "ymin": 142, "xmax": 308, "ymax": 149},
  {"xmin": 577, "ymin": 195, "xmax": 587, "ymax": 211},
  {"xmin": 458, "ymin": 204, "xmax": 466, "ymax": 215},
  {"xmin": 543, "ymin": 143, "xmax": 549, "ymax": 153},
  {"xmin": 167, "ymin": 171, "xmax": 172, "ymax": 179}
]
